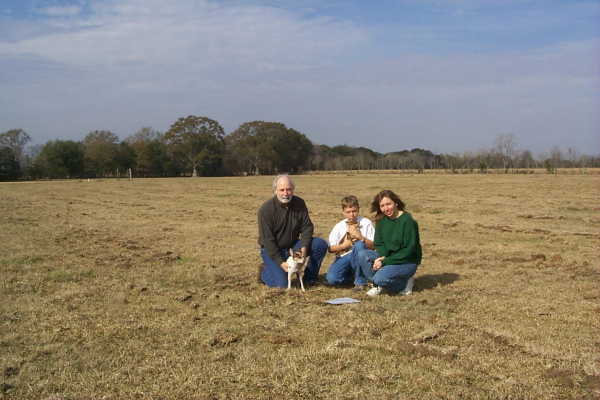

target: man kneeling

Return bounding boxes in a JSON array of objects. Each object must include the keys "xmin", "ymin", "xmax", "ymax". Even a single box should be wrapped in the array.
[{"xmin": 257, "ymin": 174, "xmax": 327, "ymax": 288}]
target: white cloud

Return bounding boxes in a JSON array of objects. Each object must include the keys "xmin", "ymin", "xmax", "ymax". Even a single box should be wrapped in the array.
[
  {"xmin": 1, "ymin": 0, "xmax": 367, "ymax": 72},
  {"xmin": 0, "ymin": 0, "xmax": 598, "ymax": 155},
  {"xmin": 37, "ymin": 5, "xmax": 82, "ymax": 17},
  {"xmin": 239, "ymin": 38, "xmax": 600, "ymax": 153}
]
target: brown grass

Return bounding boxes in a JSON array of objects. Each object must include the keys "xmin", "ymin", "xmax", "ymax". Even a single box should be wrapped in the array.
[{"xmin": 1, "ymin": 173, "xmax": 599, "ymax": 399}]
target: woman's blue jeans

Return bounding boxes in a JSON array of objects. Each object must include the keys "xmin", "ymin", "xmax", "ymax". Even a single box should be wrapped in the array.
[
  {"xmin": 355, "ymin": 245, "xmax": 417, "ymax": 293},
  {"xmin": 260, "ymin": 237, "xmax": 328, "ymax": 288}
]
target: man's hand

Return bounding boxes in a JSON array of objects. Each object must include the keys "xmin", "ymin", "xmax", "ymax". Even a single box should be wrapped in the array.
[
  {"xmin": 280, "ymin": 262, "xmax": 289, "ymax": 272},
  {"xmin": 373, "ymin": 257, "xmax": 385, "ymax": 271}
]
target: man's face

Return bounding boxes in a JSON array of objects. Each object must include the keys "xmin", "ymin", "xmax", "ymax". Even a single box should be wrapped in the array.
[
  {"xmin": 342, "ymin": 206, "xmax": 359, "ymax": 223},
  {"xmin": 275, "ymin": 178, "xmax": 294, "ymax": 204}
]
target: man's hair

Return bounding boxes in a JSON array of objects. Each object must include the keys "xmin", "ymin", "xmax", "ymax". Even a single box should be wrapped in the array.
[
  {"xmin": 272, "ymin": 174, "xmax": 295, "ymax": 191},
  {"xmin": 341, "ymin": 195, "xmax": 360, "ymax": 209}
]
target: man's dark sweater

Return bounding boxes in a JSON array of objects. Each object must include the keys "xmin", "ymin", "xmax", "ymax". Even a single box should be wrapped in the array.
[{"xmin": 257, "ymin": 196, "xmax": 314, "ymax": 265}]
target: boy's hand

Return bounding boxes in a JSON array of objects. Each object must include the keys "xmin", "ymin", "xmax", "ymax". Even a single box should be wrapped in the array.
[
  {"xmin": 341, "ymin": 235, "xmax": 353, "ymax": 249},
  {"xmin": 373, "ymin": 257, "xmax": 384, "ymax": 271},
  {"xmin": 347, "ymin": 224, "xmax": 362, "ymax": 241}
]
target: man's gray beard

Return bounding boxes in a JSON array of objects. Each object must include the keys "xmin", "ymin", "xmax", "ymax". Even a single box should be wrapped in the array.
[{"xmin": 278, "ymin": 196, "xmax": 291, "ymax": 204}]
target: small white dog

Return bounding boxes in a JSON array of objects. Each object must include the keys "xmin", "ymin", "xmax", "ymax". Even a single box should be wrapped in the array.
[{"xmin": 286, "ymin": 249, "xmax": 310, "ymax": 292}]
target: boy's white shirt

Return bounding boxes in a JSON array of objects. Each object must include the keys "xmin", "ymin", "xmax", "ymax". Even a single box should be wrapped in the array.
[{"xmin": 328, "ymin": 216, "xmax": 375, "ymax": 257}]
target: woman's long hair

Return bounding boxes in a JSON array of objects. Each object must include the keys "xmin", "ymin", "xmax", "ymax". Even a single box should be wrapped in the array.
[{"xmin": 370, "ymin": 190, "xmax": 406, "ymax": 221}]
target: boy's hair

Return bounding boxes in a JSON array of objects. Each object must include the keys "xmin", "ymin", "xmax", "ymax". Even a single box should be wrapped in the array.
[{"xmin": 341, "ymin": 195, "xmax": 360, "ymax": 209}]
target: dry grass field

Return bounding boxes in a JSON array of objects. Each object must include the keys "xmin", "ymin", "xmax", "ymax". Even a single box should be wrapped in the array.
[{"xmin": 1, "ymin": 173, "xmax": 599, "ymax": 400}]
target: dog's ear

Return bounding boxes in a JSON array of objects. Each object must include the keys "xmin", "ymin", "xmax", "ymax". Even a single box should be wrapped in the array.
[{"xmin": 289, "ymin": 249, "xmax": 294, "ymax": 257}]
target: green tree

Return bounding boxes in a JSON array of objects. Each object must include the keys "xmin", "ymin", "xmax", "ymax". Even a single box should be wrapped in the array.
[
  {"xmin": 0, "ymin": 146, "xmax": 21, "ymax": 180},
  {"xmin": 83, "ymin": 130, "xmax": 120, "ymax": 177},
  {"xmin": 309, "ymin": 144, "xmax": 334, "ymax": 171},
  {"xmin": 225, "ymin": 121, "xmax": 312, "ymax": 175},
  {"xmin": 23, "ymin": 144, "xmax": 44, "ymax": 179},
  {"xmin": 36, "ymin": 140, "xmax": 85, "ymax": 178},
  {"xmin": 114, "ymin": 142, "xmax": 136, "ymax": 176},
  {"xmin": 330, "ymin": 145, "xmax": 356, "ymax": 157},
  {"xmin": 0, "ymin": 129, "xmax": 31, "ymax": 168},
  {"xmin": 164, "ymin": 116, "xmax": 225, "ymax": 177},
  {"xmin": 126, "ymin": 128, "xmax": 170, "ymax": 177},
  {"xmin": 224, "ymin": 124, "xmax": 262, "ymax": 175}
]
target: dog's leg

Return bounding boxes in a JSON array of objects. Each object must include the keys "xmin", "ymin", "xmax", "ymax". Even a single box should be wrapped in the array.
[
  {"xmin": 287, "ymin": 270, "xmax": 292, "ymax": 290},
  {"xmin": 299, "ymin": 271, "xmax": 305, "ymax": 292},
  {"xmin": 300, "ymin": 256, "xmax": 309, "ymax": 292}
]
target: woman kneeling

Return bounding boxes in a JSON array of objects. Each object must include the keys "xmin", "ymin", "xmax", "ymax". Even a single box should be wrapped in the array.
[{"xmin": 356, "ymin": 190, "xmax": 422, "ymax": 297}]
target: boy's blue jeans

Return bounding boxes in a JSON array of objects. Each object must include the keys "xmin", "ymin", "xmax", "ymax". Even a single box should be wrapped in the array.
[
  {"xmin": 260, "ymin": 237, "xmax": 328, "ymax": 288},
  {"xmin": 326, "ymin": 240, "xmax": 369, "ymax": 286},
  {"xmin": 355, "ymin": 244, "xmax": 417, "ymax": 293}
]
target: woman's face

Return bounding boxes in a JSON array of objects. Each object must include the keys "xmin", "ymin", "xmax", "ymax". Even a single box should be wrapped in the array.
[{"xmin": 379, "ymin": 196, "xmax": 398, "ymax": 218}]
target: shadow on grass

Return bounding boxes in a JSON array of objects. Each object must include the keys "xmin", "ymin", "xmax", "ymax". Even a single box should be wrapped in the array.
[{"xmin": 416, "ymin": 273, "xmax": 460, "ymax": 292}]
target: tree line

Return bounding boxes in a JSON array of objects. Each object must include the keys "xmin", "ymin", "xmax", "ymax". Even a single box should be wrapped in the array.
[{"xmin": 1, "ymin": 118, "xmax": 599, "ymax": 181}]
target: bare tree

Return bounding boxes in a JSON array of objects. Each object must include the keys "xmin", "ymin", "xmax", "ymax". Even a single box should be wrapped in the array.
[
  {"xmin": 566, "ymin": 147, "xmax": 579, "ymax": 168},
  {"xmin": 516, "ymin": 149, "xmax": 535, "ymax": 169},
  {"xmin": 493, "ymin": 133, "xmax": 517, "ymax": 172},
  {"xmin": 550, "ymin": 146, "xmax": 563, "ymax": 169}
]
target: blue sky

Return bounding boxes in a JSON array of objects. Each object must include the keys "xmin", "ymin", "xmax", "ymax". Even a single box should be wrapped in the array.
[{"xmin": 1, "ymin": 0, "xmax": 599, "ymax": 155}]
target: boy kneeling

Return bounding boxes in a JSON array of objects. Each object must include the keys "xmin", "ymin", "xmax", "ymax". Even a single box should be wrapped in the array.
[{"xmin": 326, "ymin": 195, "xmax": 375, "ymax": 289}]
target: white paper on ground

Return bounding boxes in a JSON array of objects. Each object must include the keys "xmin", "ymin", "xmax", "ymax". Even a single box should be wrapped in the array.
[{"xmin": 324, "ymin": 297, "xmax": 361, "ymax": 305}]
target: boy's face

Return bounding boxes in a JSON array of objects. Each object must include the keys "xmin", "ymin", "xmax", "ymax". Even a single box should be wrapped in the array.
[{"xmin": 342, "ymin": 206, "xmax": 359, "ymax": 223}]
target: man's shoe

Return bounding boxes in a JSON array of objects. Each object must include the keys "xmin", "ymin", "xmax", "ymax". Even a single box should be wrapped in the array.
[
  {"xmin": 366, "ymin": 286, "xmax": 382, "ymax": 297},
  {"xmin": 400, "ymin": 277, "xmax": 414, "ymax": 295}
]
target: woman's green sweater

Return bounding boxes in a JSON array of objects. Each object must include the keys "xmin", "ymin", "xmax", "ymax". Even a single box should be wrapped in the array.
[{"xmin": 374, "ymin": 212, "xmax": 422, "ymax": 266}]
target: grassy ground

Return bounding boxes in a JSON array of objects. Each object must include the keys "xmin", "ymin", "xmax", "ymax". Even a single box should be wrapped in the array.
[{"xmin": 1, "ymin": 174, "xmax": 598, "ymax": 400}]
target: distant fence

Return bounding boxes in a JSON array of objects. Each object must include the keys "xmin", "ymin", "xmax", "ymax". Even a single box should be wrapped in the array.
[{"xmin": 306, "ymin": 168, "xmax": 600, "ymax": 175}]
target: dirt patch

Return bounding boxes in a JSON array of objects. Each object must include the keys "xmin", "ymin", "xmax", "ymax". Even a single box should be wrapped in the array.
[
  {"xmin": 262, "ymin": 334, "xmax": 299, "ymax": 345},
  {"xmin": 208, "ymin": 332, "xmax": 241, "ymax": 347},
  {"xmin": 544, "ymin": 368, "xmax": 577, "ymax": 388}
]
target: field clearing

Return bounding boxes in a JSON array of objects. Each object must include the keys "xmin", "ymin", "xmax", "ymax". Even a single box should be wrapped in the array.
[{"xmin": 1, "ymin": 173, "xmax": 599, "ymax": 400}]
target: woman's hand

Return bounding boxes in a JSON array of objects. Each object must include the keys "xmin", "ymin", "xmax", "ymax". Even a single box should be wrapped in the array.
[{"xmin": 372, "ymin": 257, "xmax": 385, "ymax": 271}]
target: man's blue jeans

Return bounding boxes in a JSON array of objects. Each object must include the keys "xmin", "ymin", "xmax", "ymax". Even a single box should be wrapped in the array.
[
  {"xmin": 260, "ymin": 237, "xmax": 328, "ymax": 288},
  {"xmin": 355, "ymin": 245, "xmax": 417, "ymax": 293},
  {"xmin": 326, "ymin": 241, "xmax": 369, "ymax": 286}
]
